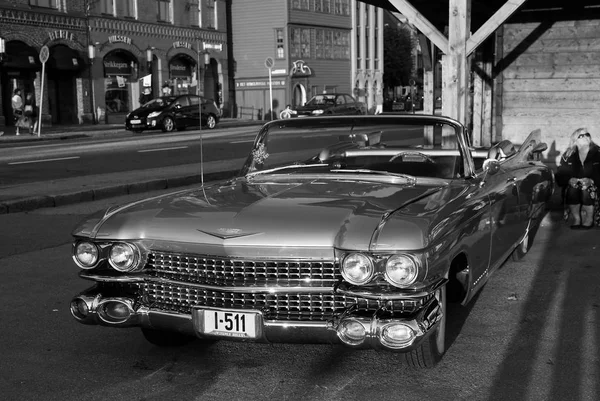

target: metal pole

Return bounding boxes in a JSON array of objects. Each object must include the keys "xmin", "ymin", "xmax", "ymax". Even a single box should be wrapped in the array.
[
  {"xmin": 268, "ymin": 67, "xmax": 273, "ymax": 120},
  {"xmin": 37, "ymin": 61, "xmax": 45, "ymax": 137},
  {"xmin": 89, "ymin": 61, "xmax": 97, "ymax": 124}
]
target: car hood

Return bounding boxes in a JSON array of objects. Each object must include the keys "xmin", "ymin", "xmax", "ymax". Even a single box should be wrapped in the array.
[{"xmin": 73, "ymin": 178, "xmax": 463, "ymax": 251}]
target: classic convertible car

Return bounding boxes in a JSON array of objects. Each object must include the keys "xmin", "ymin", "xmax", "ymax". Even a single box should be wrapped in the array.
[{"xmin": 70, "ymin": 115, "xmax": 553, "ymax": 368}]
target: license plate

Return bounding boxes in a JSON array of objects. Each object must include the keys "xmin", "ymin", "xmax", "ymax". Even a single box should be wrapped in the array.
[
  {"xmin": 130, "ymin": 119, "xmax": 141, "ymax": 124},
  {"xmin": 199, "ymin": 308, "xmax": 259, "ymax": 338}
]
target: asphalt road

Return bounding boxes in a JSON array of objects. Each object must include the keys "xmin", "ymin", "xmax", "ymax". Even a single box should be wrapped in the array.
[
  {"xmin": 0, "ymin": 127, "xmax": 259, "ymax": 186},
  {"xmin": 0, "ymin": 189, "xmax": 598, "ymax": 401}
]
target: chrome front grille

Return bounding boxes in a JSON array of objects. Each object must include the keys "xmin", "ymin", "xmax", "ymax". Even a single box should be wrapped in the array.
[
  {"xmin": 141, "ymin": 282, "xmax": 426, "ymax": 321},
  {"xmin": 146, "ymin": 251, "xmax": 340, "ymax": 286},
  {"xmin": 139, "ymin": 251, "xmax": 425, "ymax": 321}
]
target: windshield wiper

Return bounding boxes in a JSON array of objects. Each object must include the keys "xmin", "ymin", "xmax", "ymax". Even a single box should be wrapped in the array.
[
  {"xmin": 330, "ymin": 168, "xmax": 417, "ymax": 185},
  {"xmin": 246, "ymin": 163, "xmax": 328, "ymax": 179}
]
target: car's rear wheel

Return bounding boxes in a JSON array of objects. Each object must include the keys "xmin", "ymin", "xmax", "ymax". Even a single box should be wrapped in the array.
[
  {"xmin": 401, "ymin": 284, "xmax": 446, "ymax": 368},
  {"xmin": 141, "ymin": 328, "xmax": 195, "ymax": 347},
  {"xmin": 205, "ymin": 114, "xmax": 217, "ymax": 129},
  {"xmin": 161, "ymin": 116, "xmax": 175, "ymax": 132}
]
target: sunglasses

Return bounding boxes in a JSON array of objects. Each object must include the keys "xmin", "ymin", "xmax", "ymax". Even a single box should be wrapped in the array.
[{"xmin": 578, "ymin": 133, "xmax": 591, "ymax": 139}]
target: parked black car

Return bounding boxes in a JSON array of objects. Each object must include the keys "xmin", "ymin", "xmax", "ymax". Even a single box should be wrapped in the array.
[
  {"xmin": 125, "ymin": 95, "xmax": 221, "ymax": 133},
  {"xmin": 290, "ymin": 93, "xmax": 367, "ymax": 117}
]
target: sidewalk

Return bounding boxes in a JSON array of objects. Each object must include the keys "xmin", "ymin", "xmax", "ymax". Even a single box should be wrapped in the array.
[{"xmin": 0, "ymin": 118, "xmax": 264, "ymax": 214}]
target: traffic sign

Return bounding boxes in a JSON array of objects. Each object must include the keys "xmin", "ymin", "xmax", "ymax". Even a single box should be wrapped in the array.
[
  {"xmin": 40, "ymin": 45, "xmax": 50, "ymax": 63},
  {"xmin": 265, "ymin": 57, "xmax": 274, "ymax": 69}
]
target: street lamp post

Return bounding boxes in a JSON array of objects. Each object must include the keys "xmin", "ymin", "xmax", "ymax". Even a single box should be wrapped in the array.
[
  {"xmin": 87, "ymin": 43, "xmax": 97, "ymax": 124},
  {"xmin": 146, "ymin": 47, "xmax": 154, "ymax": 97}
]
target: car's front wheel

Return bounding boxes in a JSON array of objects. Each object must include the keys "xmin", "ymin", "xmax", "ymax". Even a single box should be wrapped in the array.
[
  {"xmin": 141, "ymin": 328, "xmax": 195, "ymax": 347},
  {"xmin": 401, "ymin": 284, "xmax": 446, "ymax": 368},
  {"xmin": 205, "ymin": 114, "xmax": 217, "ymax": 129},
  {"xmin": 161, "ymin": 116, "xmax": 175, "ymax": 132}
]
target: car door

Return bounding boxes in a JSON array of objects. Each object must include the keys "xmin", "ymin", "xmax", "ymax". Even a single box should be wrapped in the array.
[
  {"xmin": 171, "ymin": 96, "xmax": 191, "ymax": 127},
  {"xmin": 345, "ymin": 95, "xmax": 359, "ymax": 114},
  {"xmin": 188, "ymin": 95, "xmax": 201, "ymax": 127},
  {"xmin": 485, "ymin": 160, "xmax": 522, "ymax": 269},
  {"xmin": 334, "ymin": 95, "xmax": 347, "ymax": 114}
]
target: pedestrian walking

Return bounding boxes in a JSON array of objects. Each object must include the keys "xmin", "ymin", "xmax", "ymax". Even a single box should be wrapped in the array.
[
  {"xmin": 11, "ymin": 88, "xmax": 24, "ymax": 135},
  {"xmin": 23, "ymin": 92, "xmax": 38, "ymax": 135}
]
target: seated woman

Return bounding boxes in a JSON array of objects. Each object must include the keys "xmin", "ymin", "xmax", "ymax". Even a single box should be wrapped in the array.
[{"xmin": 556, "ymin": 128, "xmax": 600, "ymax": 229}]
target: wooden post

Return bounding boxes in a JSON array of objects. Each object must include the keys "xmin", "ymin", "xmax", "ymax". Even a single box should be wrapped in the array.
[{"xmin": 443, "ymin": 0, "xmax": 471, "ymax": 148}]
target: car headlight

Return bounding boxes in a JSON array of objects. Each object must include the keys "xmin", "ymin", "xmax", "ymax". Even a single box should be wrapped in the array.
[
  {"xmin": 147, "ymin": 111, "xmax": 161, "ymax": 118},
  {"xmin": 108, "ymin": 242, "xmax": 141, "ymax": 272},
  {"xmin": 73, "ymin": 241, "xmax": 99, "ymax": 269},
  {"xmin": 341, "ymin": 253, "xmax": 374, "ymax": 285},
  {"xmin": 385, "ymin": 254, "xmax": 418, "ymax": 287},
  {"xmin": 312, "ymin": 109, "xmax": 324, "ymax": 115}
]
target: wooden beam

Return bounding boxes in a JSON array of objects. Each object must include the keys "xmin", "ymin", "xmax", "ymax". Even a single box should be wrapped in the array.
[
  {"xmin": 418, "ymin": 33, "xmax": 432, "ymax": 71},
  {"xmin": 466, "ymin": 0, "xmax": 529, "ymax": 56},
  {"xmin": 443, "ymin": 0, "xmax": 471, "ymax": 139},
  {"xmin": 388, "ymin": 1, "xmax": 448, "ymax": 54}
]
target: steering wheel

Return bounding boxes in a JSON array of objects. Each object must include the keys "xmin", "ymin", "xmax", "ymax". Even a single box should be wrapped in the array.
[{"xmin": 389, "ymin": 151, "xmax": 436, "ymax": 163}]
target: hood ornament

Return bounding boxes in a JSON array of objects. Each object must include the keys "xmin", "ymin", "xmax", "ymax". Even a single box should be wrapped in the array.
[{"xmin": 197, "ymin": 228, "xmax": 260, "ymax": 239}]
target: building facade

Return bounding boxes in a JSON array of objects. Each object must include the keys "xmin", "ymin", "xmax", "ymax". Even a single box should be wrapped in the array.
[
  {"xmin": 0, "ymin": 0, "xmax": 230, "ymax": 128},
  {"xmin": 232, "ymin": 0, "xmax": 383, "ymax": 120},
  {"xmin": 352, "ymin": 0, "xmax": 384, "ymax": 114}
]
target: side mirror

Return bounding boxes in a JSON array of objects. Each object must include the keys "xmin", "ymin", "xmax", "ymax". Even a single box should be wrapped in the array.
[
  {"xmin": 531, "ymin": 142, "xmax": 547, "ymax": 154},
  {"xmin": 174, "ymin": 104, "xmax": 182, "ymax": 109},
  {"xmin": 482, "ymin": 158, "xmax": 501, "ymax": 175}
]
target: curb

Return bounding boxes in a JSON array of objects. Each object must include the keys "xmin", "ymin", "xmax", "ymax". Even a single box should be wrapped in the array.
[{"xmin": 0, "ymin": 170, "xmax": 238, "ymax": 214}]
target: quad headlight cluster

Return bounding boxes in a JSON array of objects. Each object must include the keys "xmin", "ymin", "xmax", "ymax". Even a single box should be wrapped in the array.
[
  {"xmin": 72, "ymin": 240, "xmax": 145, "ymax": 272},
  {"xmin": 340, "ymin": 252, "xmax": 422, "ymax": 288}
]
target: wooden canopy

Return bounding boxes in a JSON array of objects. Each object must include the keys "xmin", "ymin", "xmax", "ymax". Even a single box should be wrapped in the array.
[{"xmin": 360, "ymin": 0, "xmax": 600, "ymax": 140}]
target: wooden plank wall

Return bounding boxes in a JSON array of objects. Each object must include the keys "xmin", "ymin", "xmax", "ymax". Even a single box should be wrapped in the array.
[{"xmin": 500, "ymin": 19, "xmax": 600, "ymax": 167}]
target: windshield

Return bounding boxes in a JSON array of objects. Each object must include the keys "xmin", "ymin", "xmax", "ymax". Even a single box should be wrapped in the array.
[
  {"xmin": 140, "ymin": 96, "xmax": 176, "ymax": 108},
  {"xmin": 240, "ymin": 116, "xmax": 470, "ymax": 181},
  {"xmin": 306, "ymin": 95, "xmax": 336, "ymax": 106}
]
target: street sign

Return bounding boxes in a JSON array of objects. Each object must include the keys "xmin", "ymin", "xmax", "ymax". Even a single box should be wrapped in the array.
[
  {"xmin": 39, "ymin": 45, "xmax": 50, "ymax": 63},
  {"xmin": 265, "ymin": 57, "xmax": 274, "ymax": 69}
]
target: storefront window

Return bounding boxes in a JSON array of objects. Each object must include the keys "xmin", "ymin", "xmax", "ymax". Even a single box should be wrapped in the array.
[
  {"xmin": 103, "ymin": 51, "xmax": 136, "ymax": 115},
  {"xmin": 104, "ymin": 79, "xmax": 130, "ymax": 113},
  {"xmin": 169, "ymin": 55, "xmax": 195, "ymax": 96}
]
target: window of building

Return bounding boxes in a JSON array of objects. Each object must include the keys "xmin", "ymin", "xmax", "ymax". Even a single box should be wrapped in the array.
[
  {"xmin": 195, "ymin": 0, "xmax": 202, "ymax": 27},
  {"xmin": 116, "ymin": 0, "xmax": 137, "ymax": 18},
  {"xmin": 292, "ymin": 0, "xmax": 310, "ymax": 11},
  {"xmin": 205, "ymin": 0, "xmax": 216, "ymax": 29},
  {"xmin": 316, "ymin": 29, "xmax": 349, "ymax": 60},
  {"xmin": 157, "ymin": 0, "xmax": 172, "ymax": 23},
  {"xmin": 315, "ymin": 30, "xmax": 324, "ymax": 58},
  {"xmin": 275, "ymin": 28, "xmax": 285, "ymax": 59},
  {"xmin": 290, "ymin": 28, "xmax": 311, "ymax": 59},
  {"xmin": 99, "ymin": 0, "xmax": 115, "ymax": 15},
  {"xmin": 314, "ymin": 0, "xmax": 322, "ymax": 12},
  {"xmin": 29, "ymin": 0, "xmax": 57, "ymax": 8}
]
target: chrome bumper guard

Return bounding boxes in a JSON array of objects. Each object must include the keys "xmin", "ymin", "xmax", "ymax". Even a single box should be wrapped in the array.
[{"xmin": 70, "ymin": 285, "xmax": 444, "ymax": 352}]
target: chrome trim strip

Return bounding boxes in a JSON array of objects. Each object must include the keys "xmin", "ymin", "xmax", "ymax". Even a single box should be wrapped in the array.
[{"xmin": 79, "ymin": 272, "xmax": 335, "ymax": 293}]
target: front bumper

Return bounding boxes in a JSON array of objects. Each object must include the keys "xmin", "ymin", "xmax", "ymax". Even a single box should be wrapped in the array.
[{"xmin": 70, "ymin": 281, "xmax": 445, "ymax": 352}]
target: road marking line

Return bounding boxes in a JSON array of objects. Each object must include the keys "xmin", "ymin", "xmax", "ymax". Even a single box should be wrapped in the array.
[
  {"xmin": 138, "ymin": 146, "xmax": 188, "ymax": 153},
  {"xmin": 8, "ymin": 156, "xmax": 80, "ymax": 165},
  {"xmin": 229, "ymin": 140, "xmax": 254, "ymax": 144}
]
